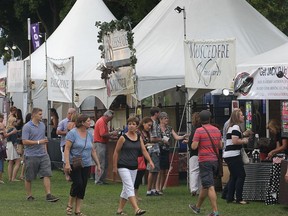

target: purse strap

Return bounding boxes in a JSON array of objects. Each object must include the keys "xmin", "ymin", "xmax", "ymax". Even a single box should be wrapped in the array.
[{"xmin": 202, "ymin": 125, "xmax": 220, "ymax": 160}]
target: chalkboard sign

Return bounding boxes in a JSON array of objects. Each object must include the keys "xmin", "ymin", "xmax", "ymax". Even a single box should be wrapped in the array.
[{"xmin": 281, "ymin": 101, "xmax": 288, "ymax": 138}]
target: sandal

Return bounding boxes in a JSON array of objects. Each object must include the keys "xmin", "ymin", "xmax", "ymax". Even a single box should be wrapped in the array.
[
  {"xmin": 135, "ymin": 209, "xmax": 146, "ymax": 215},
  {"xmin": 74, "ymin": 212, "xmax": 86, "ymax": 216},
  {"xmin": 66, "ymin": 205, "xmax": 73, "ymax": 215},
  {"xmin": 116, "ymin": 211, "xmax": 128, "ymax": 215}
]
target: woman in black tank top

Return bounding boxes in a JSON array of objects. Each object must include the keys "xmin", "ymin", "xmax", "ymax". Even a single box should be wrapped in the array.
[{"xmin": 113, "ymin": 116, "xmax": 154, "ymax": 215}]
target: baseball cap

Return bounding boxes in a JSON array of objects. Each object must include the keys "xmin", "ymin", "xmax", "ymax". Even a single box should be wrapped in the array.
[{"xmin": 199, "ymin": 110, "xmax": 211, "ymax": 122}]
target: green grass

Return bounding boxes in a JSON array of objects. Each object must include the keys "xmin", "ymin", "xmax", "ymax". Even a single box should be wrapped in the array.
[{"xmin": 0, "ymin": 166, "xmax": 287, "ymax": 216}]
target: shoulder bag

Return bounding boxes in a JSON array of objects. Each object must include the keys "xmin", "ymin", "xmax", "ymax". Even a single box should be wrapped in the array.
[
  {"xmin": 202, "ymin": 126, "xmax": 223, "ymax": 177},
  {"xmin": 240, "ymin": 147, "xmax": 249, "ymax": 164},
  {"xmin": 71, "ymin": 133, "xmax": 87, "ymax": 170}
]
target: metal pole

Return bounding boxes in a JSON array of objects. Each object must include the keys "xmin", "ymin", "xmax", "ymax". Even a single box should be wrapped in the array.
[
  {"xmin": 183, "ymin": 7, "xmax": 187, "ymax": 40},
  {"xmin": 71, "ymin": 56, "xmax": 75, "ymax": 108},
  {"xmin": 27, "ymin": 18, "xmax": 33, "ymax": 112}
]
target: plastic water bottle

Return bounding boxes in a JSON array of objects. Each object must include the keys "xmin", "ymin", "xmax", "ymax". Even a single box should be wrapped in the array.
[{"xmin": 252, "ymin": 149, "xmax": 260, "ymax": 163}]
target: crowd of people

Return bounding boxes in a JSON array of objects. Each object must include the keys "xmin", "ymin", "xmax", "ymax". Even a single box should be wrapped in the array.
[{"xmin": 0, "ymin": 104, "xmax": 288, "ymax": 216}]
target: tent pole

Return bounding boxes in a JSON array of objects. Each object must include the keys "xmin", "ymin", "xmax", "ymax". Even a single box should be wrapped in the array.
[{"xmin": 71, "ymin": 56, "xmax": 75, "ymax": 108}]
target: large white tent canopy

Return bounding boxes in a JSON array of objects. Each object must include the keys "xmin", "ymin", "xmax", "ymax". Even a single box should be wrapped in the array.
[
  {"xmin": 133, "ymin": 0, "xmax": 288, "ymax": 100},
  {"xmin": 30, "ymin": 0, "xmax": 116, "ymax": 107},
  {"xmin": 238, "ymin": 42, "xmax": 288, "ymax": 69}
]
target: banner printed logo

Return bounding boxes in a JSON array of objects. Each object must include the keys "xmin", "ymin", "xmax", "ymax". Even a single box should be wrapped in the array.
[
  {"xmin": 234, "ymin": 72, "xmax": 254, "ymax": 96},
  {"xmin": 53, "ymin": 64, "xmax": 66, "ymax": 76},
  {"xmin": 196, "ymin": 59, "xmax": 221, "ymax": 87}
]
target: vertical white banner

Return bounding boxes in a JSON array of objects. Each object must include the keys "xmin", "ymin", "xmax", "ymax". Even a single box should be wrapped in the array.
[
  {"xmin": 7, "ymin": 61, "xmax": 25, "ymax": 92},
  {"xmin": 47, "ymin": 57, "xmax": 73, "ymax": 103},
  {"xmin": 184, "ymin": 38, "xmax": 236, "ymax": 89}
]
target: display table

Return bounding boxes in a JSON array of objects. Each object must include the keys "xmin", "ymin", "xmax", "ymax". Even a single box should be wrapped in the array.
[
  {"xmin": 242, "ymin": 162, "xmax": 273, "ymax": 201},
  {"xmin": 106, "ymin": 140, "xmax": 121, "ymax": 182}
]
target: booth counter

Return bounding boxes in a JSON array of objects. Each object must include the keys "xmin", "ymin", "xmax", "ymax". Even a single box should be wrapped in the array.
[
  {"xmin": 242, "ymin": 162, "xmax": 272, "ymax": 201},
  {"xmin": 106, "ymin": 140, "xmax": 121, "ymax": 182}
]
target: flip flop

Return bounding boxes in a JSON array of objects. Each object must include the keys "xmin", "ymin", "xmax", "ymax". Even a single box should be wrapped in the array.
[{"xmin": 135, "ymin": 209, "xmax": 146, "ymax": 215}]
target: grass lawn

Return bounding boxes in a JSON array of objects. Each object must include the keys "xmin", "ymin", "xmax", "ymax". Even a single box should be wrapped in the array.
[{"xmin": 0, "ymin": 166, "xmax": 287, "ymax": 216}]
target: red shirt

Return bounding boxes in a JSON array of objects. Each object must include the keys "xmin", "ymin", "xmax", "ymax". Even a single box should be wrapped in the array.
[
  {"xmin": 94, "ymin": 116, "xmax": 108, "ymax": 143},
  {"xmin": 193, "ymin": 124, "xmax": 221, "ymax": 163}
]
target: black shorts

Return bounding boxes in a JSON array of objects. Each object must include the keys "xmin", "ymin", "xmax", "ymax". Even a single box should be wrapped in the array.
[{"xmin": 159, "ymin": 150, "xmax": 170, "ymax": 170}]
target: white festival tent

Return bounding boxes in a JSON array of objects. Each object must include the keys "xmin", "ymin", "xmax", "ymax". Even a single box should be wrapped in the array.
[
  {"xmin": 29, "ymin": 0, "xmax": 116, "ymax": 108},
  {"xmin": 133, "ymin": 0, "xmax": 288, "ymax": 101},
  {"xmin": 237, "ymin": 42, "xmax": 288, "ymax": 67}
]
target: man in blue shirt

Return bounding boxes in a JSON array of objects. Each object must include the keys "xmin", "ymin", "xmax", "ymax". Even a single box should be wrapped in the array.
[{"xmin": 22, "ymin": 108, "xmax": 59, "ymax": 202}]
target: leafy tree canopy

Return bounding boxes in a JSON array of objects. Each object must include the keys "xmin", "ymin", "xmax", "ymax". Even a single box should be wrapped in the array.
[
  {"xmin": 0, "ymin": 0, "xmax": 76, "ymax": 63},
  {"xmin": 0, "ymin": 0, "xmax": 287, "ymax": 64}
]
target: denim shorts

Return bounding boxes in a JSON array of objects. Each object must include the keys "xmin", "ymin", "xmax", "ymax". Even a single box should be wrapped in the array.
[
  {"xmin": 199, "ymin": 160, "xmax": 218, "ymax": 188},
  {"xmin": 147, "ymin": 152, "xmax": 160, "ymax": 173}
]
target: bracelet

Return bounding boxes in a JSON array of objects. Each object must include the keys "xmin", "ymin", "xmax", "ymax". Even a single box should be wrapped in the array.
[{"xmin": 37, "ymin": 140, "xmax": 40, "ymax": 145}]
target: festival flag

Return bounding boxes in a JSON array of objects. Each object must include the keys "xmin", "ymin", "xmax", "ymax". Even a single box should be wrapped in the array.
[{"xmin": 30, "ymin": 23, "xmax": 41, "ymax": 50}]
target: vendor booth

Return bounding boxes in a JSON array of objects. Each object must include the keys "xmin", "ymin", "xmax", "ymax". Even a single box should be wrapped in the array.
[{"xmin": 235, "ymin": 44, "xmax": 288, "ymax": 203}]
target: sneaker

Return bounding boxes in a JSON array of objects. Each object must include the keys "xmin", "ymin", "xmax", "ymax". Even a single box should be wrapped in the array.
[
  {"xmin": 46, "ymin": 194, "xmax": 59, "ymax": 202},
  {"xmin": 26, "ymin": 196, "xmax": 35, "ymax": 201},
  {"xmin": 207, "ymin": 212, "xmax": 219, "ymax": 216},
  {"xmin": 0, "ymin": 180, "xmax": 4, "ymax": 184},
  {"xmin": 156, "ymin": 190, "xmax": 163, "ymax": 195},
  {"xmin": 189, "ymin": 204, "xmax": 200, "ymax": 214},
  {"xmin": 95, "ymin": 181, "xmax": 103, "ymax": 185},
  {"xmin": 146, "ymin": 191, "xmax": 155, "ymax": 196}
]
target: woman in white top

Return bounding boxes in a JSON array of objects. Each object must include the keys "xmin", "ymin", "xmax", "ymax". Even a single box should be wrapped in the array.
[{"xmin": 223, "ymin": 109, "xmax": 249, "ymax": 204}]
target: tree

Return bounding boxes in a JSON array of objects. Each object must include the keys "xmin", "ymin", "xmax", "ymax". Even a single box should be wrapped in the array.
[
  {"xmin": 1, "ymin": 1, "xmax": 288, "ymax": 64},
  {"xmin": 247, "ymin": 0, "xmax": 288, "ymax": 35},
  {"xmin": 0, "ymin": 0, "xmax": 76, "ymax": 62}
]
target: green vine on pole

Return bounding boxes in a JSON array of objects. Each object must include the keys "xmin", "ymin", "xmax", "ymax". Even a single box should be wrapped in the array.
[{"xmin": 95, "ymin": 17, "xmax": 137, "ymax": 80}]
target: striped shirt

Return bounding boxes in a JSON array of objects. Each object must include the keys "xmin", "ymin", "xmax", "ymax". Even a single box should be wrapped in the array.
[
  {"xmin": 223, "ymin": 124, "xmax": 242, "ymax": 158},
  {"xmin": 193, "ymin": 124, "xmax": 221, "ymax": 162}
]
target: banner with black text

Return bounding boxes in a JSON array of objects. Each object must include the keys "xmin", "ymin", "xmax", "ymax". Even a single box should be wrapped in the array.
[
  {"xmin": 184, "ymin": 39, "xmax": 236, "ymax": 89},
  {"xmin": 236, "ymin": 65, "xmax": 288, "ymax": 100}
]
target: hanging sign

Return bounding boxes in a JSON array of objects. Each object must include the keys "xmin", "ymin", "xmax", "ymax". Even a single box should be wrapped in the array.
[
  {"xmin": 184, "ymin": 38, "xmax": 236, "ymax": 89},
  {"xmin": 106, "ymin": 66, "xmax": 134, "ymax": 96},
  {"xmin": 7, "ymin": 61, "xmax": 25, "ymax": 92},
  {"xmin": 0, "ymin": 78, "xmax": 6, "ymax": 96},
  {"xmin": 47, "ymin": 57, "xmax": 73, "ymax": 103}
]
